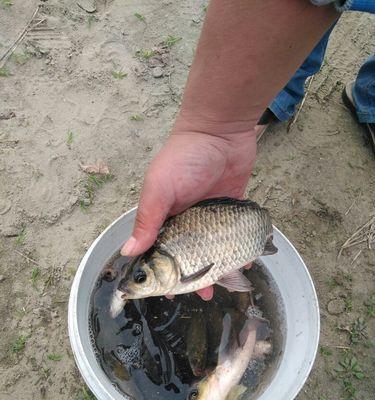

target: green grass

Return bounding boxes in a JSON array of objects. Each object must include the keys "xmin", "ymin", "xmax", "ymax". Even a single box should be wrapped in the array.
[
  {"xmin": 135, "ymin": 49, "xmax": 155, "ymax": 60},
  {"xmin": 30, "ymin": 267, "xmax": 40, "ymax": 288},
  {"xmin": 1, "ymin": 0, "xmax": 13, "ymax": 7},
  {"xmin": 79, "ymin": 173, "xmax": 113, "ymax": 211},
  {"xmin": 130, "ymin": 114, "xmax": 143, "ymax": 121},
  {"xmin": 15, "ymin": 228, "xmax": 26, "ymax": 245},
  {"xmin": 164, "ymin": 35, "xmax": 182, "ymax": 48},
  {"xmin": 41, "ymin": 367, "xmax": 50, "ymax": 378},
  {"xmin": 345, "ymin": 296, "xmax": 353, "ymax": 312},
  {"xmin": 134, "ymin": 12, "xmax": 145, "ymax": 22},
  {"xmin": 76, "ymin": 387, "xmax": 96, "ymax": 400},
  {"xmin": 87, "ymin": 15, "xmax": 96, "ymax": 28},
  {"xmin": 336, "ymin": 355, "xmax": 365, "ymax": 380},
  {"xmin": 67, "ymin": 131, "xmax": 74, "ymax": 145},
  {"xmin": 11, "ymin": 52, "xmax": 30, "ymax": 65},
  {"xmin": 320, "ymin": 346, "xmax": 333, "ymax": 356},
  {"xmin": 365, "ymin": 303, "xmax": 374, "ymax": 318},
  {"xmin": 15, "ymin": 307, "xmax": 27, "ymax": 318},
  {"xmin": 349, "ymin": 318, "xmax": 366, "ymax": 345},
  {"xmin": 327, "ymin": 276, "xmax": 340, "ymax": 289},
  {"xmin": 11, "ymin": 335, "xmax": 29, "ymax": 353},
  {"xmin": 343, "ymin": 378, "xmax": 357, "ymax": 400},
  {"xmin": 111, "ymin": 70, "xmax": 127, "ymax": 79},
  {"xmin": 0, "ymin": 67, "xmax": 10, "ymax": 77},
  {"xmin": 47, "ymin": 353, "xmax": 62, "ymax": 361}
]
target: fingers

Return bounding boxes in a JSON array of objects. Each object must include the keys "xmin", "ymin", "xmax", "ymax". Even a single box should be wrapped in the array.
[
  {"xmin": 196, "ymin": 286, "xmax": 214, "ymax": 301},
  {"xmin": 121, "ymin": 169, "xmax": 173, "ymax": 257},
  {"xmin": 244, "ymin": 262, "xmax": 253, "ymax": 270}
]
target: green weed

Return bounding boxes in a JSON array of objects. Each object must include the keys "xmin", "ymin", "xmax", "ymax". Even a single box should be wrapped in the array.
[
  {"xmin": 79, "ymin": 173, "xmax": 113, "ymax": 210},
  {"xmin": 135, "ymin": 49, "xmax": 155, "ymax": 60},
  {"xmin": 87, "ymin": 15, "xmax": 96, "ymax": 28},
  {"xmin": 130, "ymin": 114, "xmax": 143, "ymax": 121},
  {"xmin": 111, "ymin": 70, "xmax": 127, "ymax": 79},
  {"xmin": 1, "ymin": 0, "xmax": 13, "ymax": 7},
  {"xmin": 15, "ymin": 307, "xmax": 27, "ymax": 318},
  {"xmin": 320, "ymin": 346, "xmax": 333, "ymax": 356},
  {"xmin": 336, "ymin": 355, "xmax": 365, "ymax": 380},
  {"xmin": 47, "ymin": 353, "xmax": 62, "ymax": 361},
  {"xmin": 164, "ymin": 35, "xmax": 182, "ymax": 48},
  {"xmin": 11, "ymin": 52, "xmax": 30, "ymax": 65},
  {"xmin": 349, "ymin": 318, "xmax": 367, "ymax": 344},
  {"xmin": 11, "ymin": 335, "xmax": 29, "ymax": 353},
  {"xmin": 345, "ymin": 296, "xmax": 353, "ymax": 312},
  {"xmin": 0, "ymin": 67, "xmax": 10, "ymax": 77},
  {"xmin": 15, "ymin": 228, "xmax": 26, "ymax": 245},
  {"xmin": 365, "ymin": 303, "xmax": 374, "ymax": 318},
  {"xmin": 30, "ymin": 267, "xmax": 41, "ymax": 288},
  {"xmin": 76, "ymin": 386, "xmax": 96, "ymax": 400},
  {"xmin": 342, "ymin": 378, "xmax": 357, "ymax": 400},
  {"xmin": 67, "ymin": 131, "xmax": 74, "ymax": 145},
  {"xmin": 327, "ymin": 277, "xmax": 340, "ymax": 289},
  {"xmin": 41, "ymin": 367, "xmax": 50, "ymax": 378},
  {"xmin": 134, "ymin": 12, "xmax": 145, "ymax": 22}
]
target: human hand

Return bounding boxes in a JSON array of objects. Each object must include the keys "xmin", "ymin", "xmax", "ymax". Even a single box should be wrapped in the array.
[{"xmin": 121, "ymin": 118, "xmax": 257, "ymax": 300}]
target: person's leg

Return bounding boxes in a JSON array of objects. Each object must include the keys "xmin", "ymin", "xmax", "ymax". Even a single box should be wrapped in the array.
[
  {"xmin": 255, "ymin": 21, "xmax": 337, "ymax": 140},
  {"xmin": 269, "ymin": 22, "xmax": 337, "ymax": 122},
  {"xmin": 352, "ymin": 55, "xmax": 375, "ymax": 123},
  {"xmin": 342, "ymin": 55, "xmax": 375, "ymax": 154}
]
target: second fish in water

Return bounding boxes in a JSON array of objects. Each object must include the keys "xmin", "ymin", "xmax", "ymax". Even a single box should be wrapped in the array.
[{"xmin": 111, "ymin": 197, "xmax": 277, "ymax": 317}]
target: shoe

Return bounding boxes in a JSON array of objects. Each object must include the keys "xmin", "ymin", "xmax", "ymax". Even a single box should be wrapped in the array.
[
  {"xmin": 342, "ymin": 81, "xmax": 375, "ymax": 156},
  {"xmin": 255, "ymin": 108, "xmax": 279, "ymax": 142}
]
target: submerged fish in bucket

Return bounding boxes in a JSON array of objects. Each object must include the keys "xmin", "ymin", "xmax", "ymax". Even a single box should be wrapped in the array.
[
  {"xmin": 187, "ymin": 312, "xmax": 270, "ymax": 400},
  {"xmin": 110, "ymin": 197, "xmax": 277, "ymax": 318}
]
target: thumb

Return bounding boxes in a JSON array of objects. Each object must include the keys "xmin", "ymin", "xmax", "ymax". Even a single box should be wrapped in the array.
[{"xmin": 121, "ymin": 173, "xmax": 172, "ymax": 257}]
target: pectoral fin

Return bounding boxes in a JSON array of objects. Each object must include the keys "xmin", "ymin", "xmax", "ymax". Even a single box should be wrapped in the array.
[
  {"xmin": 262, "ymin": 236, "xmax": 278, "ymax": 256},
  {"xmin": 217, "ymin": 270, "xmax": 252, "ymax": 292},
  {"xmin": 180, "ymin": 263, "xmax": 214, "ymax": 283}
]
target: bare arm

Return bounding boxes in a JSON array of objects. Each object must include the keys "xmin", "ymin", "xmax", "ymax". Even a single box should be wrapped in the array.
[{"xmin": 122, "ymin": 0, "xmax": 338, "ymax": 264}]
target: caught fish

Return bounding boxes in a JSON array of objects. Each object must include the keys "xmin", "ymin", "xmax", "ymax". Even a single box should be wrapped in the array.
[
  {"xmin": 111, "ymin": 197, "xmax": 277, "ymax": 317},
  {"xmin": 187, "ymin": 312, "xmax": 269, "ymax": 400},
  {"xmin": 186, "ymin": 312, "xmax": 208, "ymax": 377}
]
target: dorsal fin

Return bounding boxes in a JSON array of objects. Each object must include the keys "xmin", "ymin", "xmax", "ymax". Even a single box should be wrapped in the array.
[{"xmin": 193, "ymin": 197, "xmax": 262, "ymax": 209}]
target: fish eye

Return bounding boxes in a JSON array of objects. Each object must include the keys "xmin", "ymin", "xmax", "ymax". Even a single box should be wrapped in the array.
[
  {"xmin": 134, "ymin": 270, "xmax": 147, "ymax": 284},
  {"xmin": 188, "ymin": 389, "xmax": 199, "ymax": 400}
]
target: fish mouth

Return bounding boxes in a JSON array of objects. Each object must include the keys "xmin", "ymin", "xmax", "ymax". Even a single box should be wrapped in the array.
[
  {"xmin": 118, "ymin": 279, "xmax": 135, "ymax": 297},
  {"xmin": 109, "ymin": 289, "xmax": 127, "ymax": 318}
]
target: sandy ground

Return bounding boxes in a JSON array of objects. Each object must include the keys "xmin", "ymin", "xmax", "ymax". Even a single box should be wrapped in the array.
[{"xmin": 0, "ymin": 1, "xmax": 374, "ymax": 399}]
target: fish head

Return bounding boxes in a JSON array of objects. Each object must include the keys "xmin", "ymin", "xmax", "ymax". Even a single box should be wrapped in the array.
[
  {"xmin": 118, "ymin": 248, "xmax": 177, "ymax": 298},
  {"xmin": 187, "ymin": 376, "xmax": 218, "ymax": 400}
]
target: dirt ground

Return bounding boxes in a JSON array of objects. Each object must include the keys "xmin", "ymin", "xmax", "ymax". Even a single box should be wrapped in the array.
[{"xmin": 0, "ymin": 1, "xmax": 374, "ymax": 399}]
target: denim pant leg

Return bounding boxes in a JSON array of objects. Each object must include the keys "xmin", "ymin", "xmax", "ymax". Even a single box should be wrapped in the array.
[
  {"xmin": 353, "ymin": 55, "xmax": 375, "ymax": 123},
  {"xmin": 269, "ymin": 23, "xmax": 336, "ymax": 122}
]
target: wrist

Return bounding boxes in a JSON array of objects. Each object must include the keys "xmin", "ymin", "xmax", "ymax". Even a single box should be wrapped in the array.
[{"xmin": 173, "ymin": 110, "xmax": 257, "ymax": 138}]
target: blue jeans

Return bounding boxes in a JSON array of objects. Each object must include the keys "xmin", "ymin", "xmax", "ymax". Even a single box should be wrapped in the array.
[{"xmin": 269, "ymin": 25, "xmax": 375, "ymax": 124}]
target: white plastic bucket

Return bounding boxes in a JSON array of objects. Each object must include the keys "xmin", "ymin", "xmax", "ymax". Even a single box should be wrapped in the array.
[{"xmin": 68, "ymin": 208, "xmax": 320, "ymax": 400}]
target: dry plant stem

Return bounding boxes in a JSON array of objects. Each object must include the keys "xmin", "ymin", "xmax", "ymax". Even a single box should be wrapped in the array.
[
  {"xmin": 287, "ymin": 75, "xmax": 315, "ymax": 132},
  {"xmin": 0, "ymin": 6, "xmax": 40, "ymax": 69},
  {"xmin": 15, "ymin": 250, "xmax": 39, "ymax": 266},
  {"xmin": 338, "ymin": 216, "xmax": 375, "ymax": 257}
]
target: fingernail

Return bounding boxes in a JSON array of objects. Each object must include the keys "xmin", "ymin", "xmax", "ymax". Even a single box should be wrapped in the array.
[{"xmin": 121, "ymin": 236, "xmax": 137, "ymax": 256}]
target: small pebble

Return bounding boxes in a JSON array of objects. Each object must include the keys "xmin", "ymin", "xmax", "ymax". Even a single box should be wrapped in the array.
[
  {"xmin": 0, "ymin": 275, "xmax": 5, "ymax": 282},
  {"xmin": 51, "ymin": 310, "xmax": 59, "ymax": 318},
  {"xmin": 152, "ymin": 67, "xmax": 164, "ymax": 78}
]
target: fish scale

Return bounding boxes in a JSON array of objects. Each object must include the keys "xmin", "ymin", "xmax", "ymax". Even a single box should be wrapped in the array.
[{"xmin": 155, "ymin": 199, "xmax": 272, "ymax": 293}]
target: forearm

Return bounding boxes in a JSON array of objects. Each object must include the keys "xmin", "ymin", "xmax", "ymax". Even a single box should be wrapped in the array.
[{"xmin": 177, "ymin": 0, "xmax": 338, "ymax": 134}]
